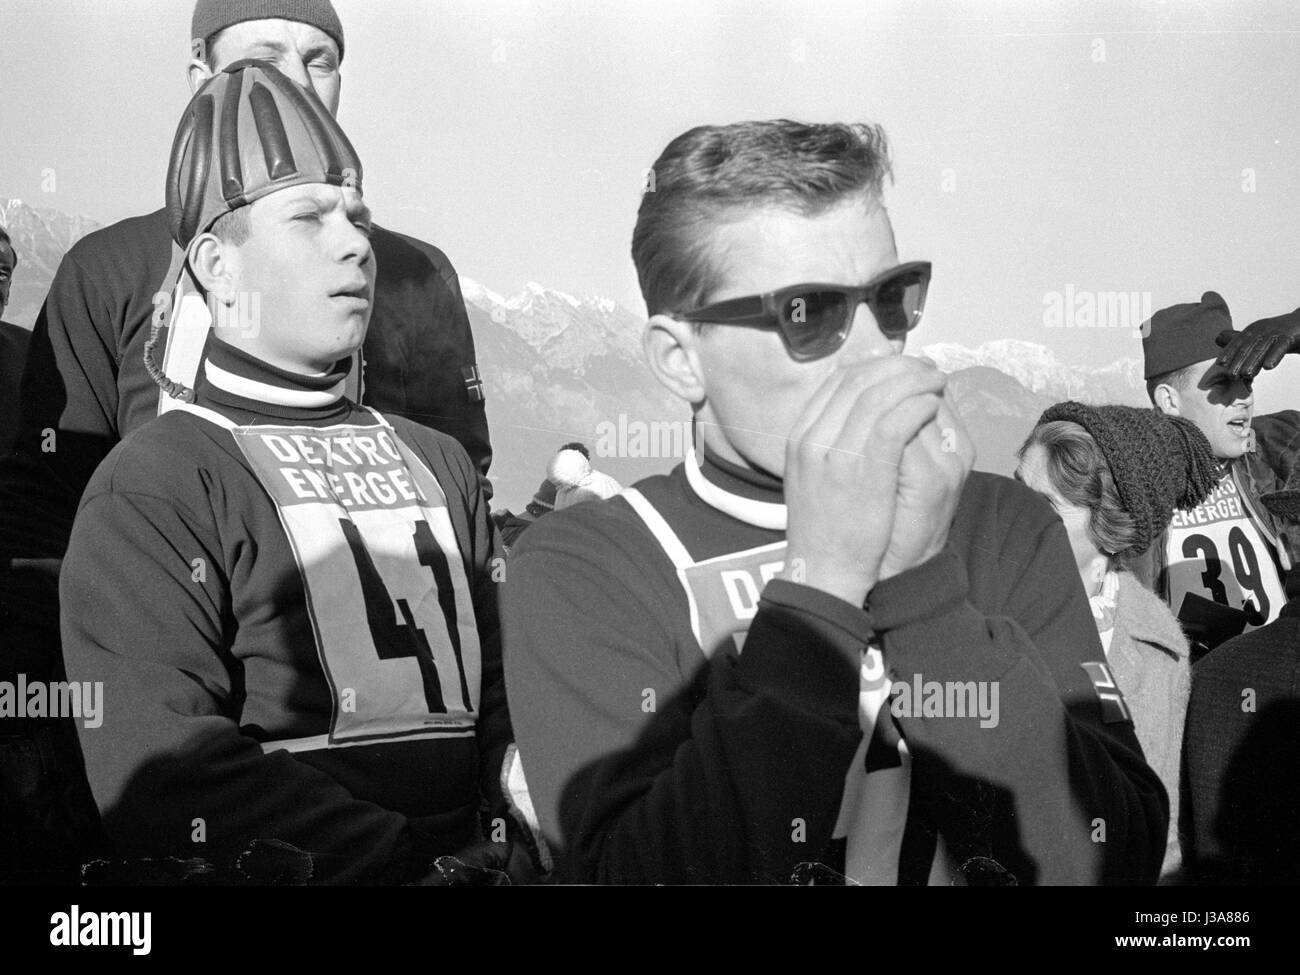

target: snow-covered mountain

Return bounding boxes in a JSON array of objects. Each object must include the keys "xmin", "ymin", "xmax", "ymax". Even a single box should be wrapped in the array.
[
  {"xmin": 460, "ymin": 277, "xmax": 687, "ymax": 506},
  {"xmin": 2, "ymin": 196, "xmax": 1155, "ymax": 509},
  {"xmin": 461, "ymin": 277, "xmax": 643, "ymax": 370},
  {"xmin": 0, "ymin": 198, "xmax": 101, "ymax": 327},
  {"xmin": 921, "ymin": 339, "xmax": 1147, "ymax": 407}
]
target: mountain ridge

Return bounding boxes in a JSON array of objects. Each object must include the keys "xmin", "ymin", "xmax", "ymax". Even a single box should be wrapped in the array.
[
  {"xmin": 1, "ymin": 198, "xmax": 102, "ymax": 327},
  {"xmin": 2, "ymin": 196, "xmax": 1148, "ymax": 508}
]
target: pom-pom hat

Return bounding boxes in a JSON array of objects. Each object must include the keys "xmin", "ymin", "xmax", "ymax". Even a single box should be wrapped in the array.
[{"xmin": 547, "ymin": 445, "xmax": 622, "ymax": 511}]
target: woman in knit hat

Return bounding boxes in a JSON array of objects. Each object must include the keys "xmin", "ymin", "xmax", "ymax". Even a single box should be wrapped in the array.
[{"xmin": 1016, "ymin": 403, "xmax": 1219, "ymax": 882}]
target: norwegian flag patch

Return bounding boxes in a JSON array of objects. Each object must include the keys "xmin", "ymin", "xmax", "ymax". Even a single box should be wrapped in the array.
[
  {"xmin": 1080, "ymin": 661, "xmax": 1131, "ymax": 724},
  {"xmin": 462, "ymin": 364, "xmax": 485, "ymax": 403}
]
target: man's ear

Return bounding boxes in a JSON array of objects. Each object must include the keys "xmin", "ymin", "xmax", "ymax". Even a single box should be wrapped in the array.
[
  {"xmin": 187, "ymin": 56, "xmax": 215, "ymax": 95},
  {"xmin": 1153, "ymin": 382, "xmax": 1180, "ymax": 416},
  {"xmin": 644, "ymin": 314, "xmax": 707, "ymax": 405},
  {"xmin": 188, "ymin": 234, "xmax": 237, "ymax": 307}
]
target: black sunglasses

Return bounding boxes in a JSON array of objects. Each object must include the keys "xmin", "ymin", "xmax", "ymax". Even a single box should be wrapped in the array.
[{"xmin": 675, "ymin": 260, "xmax": 932, "ymax": 361}]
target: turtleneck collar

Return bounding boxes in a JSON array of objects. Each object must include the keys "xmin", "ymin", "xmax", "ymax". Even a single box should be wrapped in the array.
[
  {"xmin": 689, "ymin": 445, "xmax": 787, "ymax": 530},
  {"xmin": 195, "ymin": 337, "xmax": 353, "ymax": 423}
]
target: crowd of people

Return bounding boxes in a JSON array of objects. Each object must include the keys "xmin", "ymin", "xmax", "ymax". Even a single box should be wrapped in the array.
[{"xmin": 1, "ymin": 0, "xmax": 1296, "ymax": 886}]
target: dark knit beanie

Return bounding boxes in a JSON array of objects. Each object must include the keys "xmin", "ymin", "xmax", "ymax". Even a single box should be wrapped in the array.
[
  {"xmin": 1037, "ymin": 402, "xmax": 1220, "ymax": 555},
  {"xmin": 1142, "ymin": 291, "xmax": 1235, "ymax": 379},
  {"xmin": 192, "ymin": 0, "xmax": 344, "ymax": 60}
]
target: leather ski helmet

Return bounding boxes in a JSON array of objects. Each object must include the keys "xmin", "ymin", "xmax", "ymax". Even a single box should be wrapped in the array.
[
  {"xmin": 165, "ymin": 58, "xmax": 363, "ymax": 249},
  {"xmin": 147, "ymin": 59, "xmax": 365, "ymax": 404}
]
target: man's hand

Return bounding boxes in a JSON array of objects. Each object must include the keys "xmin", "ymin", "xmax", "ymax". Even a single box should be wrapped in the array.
[
  {"xmin": 1215, "ymin": 308, "xmax": 1300, "ymax": 379},
  {"xmin": 877, "ymin": 387, "xmax": 974, "ymax": 582},
  {"xmin": 780, "ymin": 355, "xmax": 949, "ymax": 607}
]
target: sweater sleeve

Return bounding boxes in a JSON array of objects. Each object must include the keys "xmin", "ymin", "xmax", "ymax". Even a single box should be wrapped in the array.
[
  {"xmin": 501, "ymin": 512, "xmax": 869, "ymax": 884},
  {"xmin": 865, "ymin": 508, "xmax": 1168, "ymax": 885},
  {"xmin": 365, "ymin": 228, "xmax": 493, "ymax": 500},
  {"xmin": 60, "ymin": 482, "xmax": 436, "ymax": 885},
  {"xmin": 16, "ymin": 249, "xmax": 122, "ymax": 497},
  {"xmin": 439, "ymin": 435, "xmax": 512, "ymax": 820},
  {"xmin": 432, "ymin": 261, "xmax": 493, "ymax": 498}
]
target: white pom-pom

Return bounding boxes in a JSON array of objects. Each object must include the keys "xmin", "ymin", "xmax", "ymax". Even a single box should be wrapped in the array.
[{"xmin": 547, "ymin": 448, "xmax": 591, "ymax": 488}]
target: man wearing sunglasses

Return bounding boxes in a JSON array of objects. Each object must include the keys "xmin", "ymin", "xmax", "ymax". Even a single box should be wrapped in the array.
[{"xmin": 501, "ymin": 120, "xmax": 1166, "ymax": 885}]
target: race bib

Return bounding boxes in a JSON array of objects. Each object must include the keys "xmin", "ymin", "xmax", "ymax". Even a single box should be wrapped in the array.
[
  {"xmin": 1166, "ymin": 471, "xmax": 1285, "ymax": 630},
  {"xmin": 679, "ymin": 543, "xmax": 786, "ymax": 656},
  {"xmin": 233, "ymin": 421, "xmax": 481, "ymax": 746}
]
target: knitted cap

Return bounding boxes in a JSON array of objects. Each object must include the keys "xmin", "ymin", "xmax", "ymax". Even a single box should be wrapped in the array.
[
  {"xmin": 192, "ymin": 0, "xmax": 344, "ymax": 61},
  {"xmin": 1037, "ymin": 402, "xmax": 1220, "ymax": 554},
  {"xmin": 1142, "ymin": 291, "xmax": 1235, "ymax": 379}
]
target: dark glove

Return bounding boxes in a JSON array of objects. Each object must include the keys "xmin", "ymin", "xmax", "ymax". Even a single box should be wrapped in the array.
[
  {"xmin": 1215, "ymin": 308, "xmax": 1300, "ymax": 379},
  {"xmin": 414, "ymin": 839, "xmax": 513, "ymax": 886},
  {"xmin": 412, "ymin": 834, "xmax": 544, "ymax": 886}
]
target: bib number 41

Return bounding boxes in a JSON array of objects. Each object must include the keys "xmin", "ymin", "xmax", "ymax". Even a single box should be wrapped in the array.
[{"xmin": 339, "ymin": 517, "xmax": 473, "ymax": 714}]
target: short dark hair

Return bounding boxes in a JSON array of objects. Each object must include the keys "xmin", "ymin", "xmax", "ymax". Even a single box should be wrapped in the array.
[
  {"xmin": 631, "ymin": 120, "xmax": 893, "ymax": 318},
  {"xmin": 1145, "ymin": 363, "xmax": 1200, "ymax": 405},
  {"xmin": 1018, "ymin": 420, "xmax": 1140, "ymax": 562},
  {"xmin": 210, "ymin": 207, "xmax": 253, "ymax": 246}
]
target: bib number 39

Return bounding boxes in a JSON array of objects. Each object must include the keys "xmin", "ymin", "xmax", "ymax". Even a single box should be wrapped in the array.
[{"xmin": 1181, "ymin": 527, "xmax": 1269, "ymax": 626}]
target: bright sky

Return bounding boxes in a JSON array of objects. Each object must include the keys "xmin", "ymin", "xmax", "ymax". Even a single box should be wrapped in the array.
[{"xmin": 2, "ymin": 0, "xmax": 1298, "ymax": 387}]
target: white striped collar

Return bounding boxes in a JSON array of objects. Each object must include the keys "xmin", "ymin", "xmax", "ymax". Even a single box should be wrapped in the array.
[
  {"xmin": 683, "ymin": 447, "xmax": 788, "ymax": 531},
  {"xmin": 203, "ymin": 359, "xmax": 345, "ymax": 409}
]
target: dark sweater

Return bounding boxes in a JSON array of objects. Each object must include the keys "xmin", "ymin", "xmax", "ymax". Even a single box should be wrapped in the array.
[
  {"xmin": 60, "ymin": 338, "xmax": 509, "ymax": 884},
  {"xmin": 1185, "ymin": 599, "xmax": 1300, "ymax": 883},
  {"xmin": 501, "ymin": 452, "xmax": 1167, "ymax": 885},
  {"xmin": 0, "ymin": 320, "xmax": 29, "ymax": 453}
]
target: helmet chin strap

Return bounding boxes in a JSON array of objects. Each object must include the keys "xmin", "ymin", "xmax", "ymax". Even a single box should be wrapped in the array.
[{"xmin": 146, "ymin": 248, "xmax": 204, "ymax": 408}]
